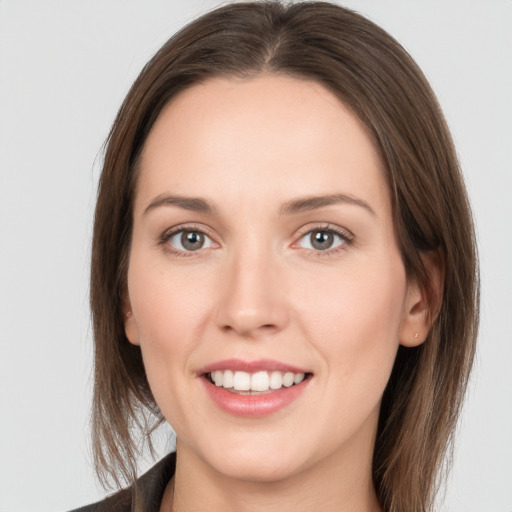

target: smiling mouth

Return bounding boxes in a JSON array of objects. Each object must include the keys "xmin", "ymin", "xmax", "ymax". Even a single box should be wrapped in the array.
[{"xmin": 205, "ymin": 370, "xmax": 313, "ymax": 394}]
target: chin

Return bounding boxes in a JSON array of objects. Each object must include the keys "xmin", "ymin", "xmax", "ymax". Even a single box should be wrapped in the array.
[
  {"xmin": 180, "ymin": 428, "xmax": 311, "ymax": 483},
  {"xmin": 210, "ymin": 450, "xmax": 307, "ymax": 483}
]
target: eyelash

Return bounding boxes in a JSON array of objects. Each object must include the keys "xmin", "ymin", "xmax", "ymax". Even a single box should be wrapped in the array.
[
  {"xmin": 158, "ymin": 223, "xmax": 354, "ymax": 258},
  {"xmin": 293, "ymin": 224, "xmax": 354, "ymax": 256},
  {"xmin": 158, "ymin": 224, "xmax": 216, "ymax": 258}
]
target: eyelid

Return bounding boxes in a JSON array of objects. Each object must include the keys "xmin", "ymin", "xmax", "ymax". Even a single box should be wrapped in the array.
[
  {"xmin": 158, "ymin": 223, "xmax": 220, "ymax": 255},
  {"xmin": 292, "ymin": 223, "xmax": 355, "ymax": 252},
  {"xmin": 157, "ymin": 222, "xmax": 354, "ymax": 256},
  {"xmin": 294, "ymin": 223, "xmax": 354, "ymax": 240}
]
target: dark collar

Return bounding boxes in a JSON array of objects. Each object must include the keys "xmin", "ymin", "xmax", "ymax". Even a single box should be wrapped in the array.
[
  {"xmin": 69, "ymin": 452, "xmax": 176, "ymax": 512},
  {"xmin": 136, "ymin": 452, "xmax": 176, "ymax": 512}
]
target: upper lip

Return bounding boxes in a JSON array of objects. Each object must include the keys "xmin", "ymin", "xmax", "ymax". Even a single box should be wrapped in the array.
[{"xmin": 198, "ymin": 358, "xmax": 311, "ymax": 375}]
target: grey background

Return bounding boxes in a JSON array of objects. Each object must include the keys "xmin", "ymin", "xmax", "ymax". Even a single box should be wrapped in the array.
[{"xmin": 0, "ymin": 1, "xmax": 511, "ymax": 510}]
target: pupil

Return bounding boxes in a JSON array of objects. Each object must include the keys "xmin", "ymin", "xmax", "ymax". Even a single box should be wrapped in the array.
[
  {"xmin": 182, "ymin": 231, "xmax": 204, "ymax": 251},
  {"xmin": 311, "ymin": 231, "xmax": 333, "ymax": 250}
]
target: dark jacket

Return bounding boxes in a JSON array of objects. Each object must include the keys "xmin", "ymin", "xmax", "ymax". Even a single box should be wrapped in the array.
[{"xmin": 69, "ymin": 452, "xmax": 176, "ymax": 512}]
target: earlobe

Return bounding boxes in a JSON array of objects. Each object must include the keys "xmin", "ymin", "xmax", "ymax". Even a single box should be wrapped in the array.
[
  {"xmin": 123, "ymin": 297, "xmax": 141, "ymax": 346},
  {"xmin": 399, "ymin": 250, "xmax": 444, "ymax": 348}
]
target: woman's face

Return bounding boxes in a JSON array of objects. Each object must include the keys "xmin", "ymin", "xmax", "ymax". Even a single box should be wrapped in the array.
[{"xmin": 125, "ymin": 75, "xmax": 423, "ymax": 483}]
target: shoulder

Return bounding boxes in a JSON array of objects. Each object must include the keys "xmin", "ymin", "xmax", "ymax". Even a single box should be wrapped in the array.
[
  {"xmin": 67, "ymin": 489, "xmax": 131, "ymax": 512},
  {"xmin": 67, "ymin": 452, "xmax": 176, "ymax": 512}
]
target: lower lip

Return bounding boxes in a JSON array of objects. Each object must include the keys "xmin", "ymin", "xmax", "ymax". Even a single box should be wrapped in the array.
[{"xmin": 201, "ymin": 377, "xmax": 311, "ymax": 418}]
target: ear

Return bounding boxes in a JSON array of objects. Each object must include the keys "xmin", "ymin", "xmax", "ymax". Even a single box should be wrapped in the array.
[
  {"xmin": 399, "ymin": 250, "xmax": 444, "ymax": 347},
  {"xmin": 123, "ymin": 292, "xmax": 140, "ymax": 346}
]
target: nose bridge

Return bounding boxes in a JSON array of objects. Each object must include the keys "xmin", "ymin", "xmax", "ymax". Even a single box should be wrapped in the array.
[{"xmin": 215, "ymin": 234, "xmax": 288, "ymax": 336}]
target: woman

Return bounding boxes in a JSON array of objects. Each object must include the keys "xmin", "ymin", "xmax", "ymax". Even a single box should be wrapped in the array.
[{"xmin": 77, "ymin": 1, "xmax": 479, "ymax": 511}]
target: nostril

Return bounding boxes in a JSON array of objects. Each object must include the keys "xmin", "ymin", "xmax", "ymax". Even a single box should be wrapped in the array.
[{"xmin": 220, "ymin": 321, "xmax": 279, "ymax": 336}]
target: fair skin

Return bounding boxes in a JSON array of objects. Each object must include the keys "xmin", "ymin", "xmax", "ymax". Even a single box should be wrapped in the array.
[{"xmin": 124, "ymin": 74, "xmax": 430, "ymax": 512}]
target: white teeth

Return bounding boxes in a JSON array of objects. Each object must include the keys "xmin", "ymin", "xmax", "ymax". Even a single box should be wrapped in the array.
[
  {"xmin": 251, "ymin": 371, "xmax": 270, "ymax": 392},
  {"xmin": 282, "ymin": 372, "xmax": 294, "ymax": 387},
  {"xmin": 233, "ymin": 371, "xmax": 251, "ymax": 391},
  {"xmin": 210, "ymin": 369, "xmax": 307, "ymax": 392},
  {"xmin": 213, "ymin": 370, "xmax": 223, "ymax": 387},
  {"xmin": 269, "ymin": 371, "xmax": 283, "ymax": 389},
  {"xmin": 294, "ymin": 373, "xmax": 305, "ymax": 385},
  {"xmin": 222, "ymin": 370, "xmax": 234, "ymax": 389}
]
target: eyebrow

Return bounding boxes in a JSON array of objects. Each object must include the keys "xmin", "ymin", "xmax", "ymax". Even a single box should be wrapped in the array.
[
  {"xmin": 144, "ymin": 194, "xmax": 216, "ymax": 215},
  {"xmin": 143, "ymin": 192, "xmax": 375, "ymax": 217},
  {"xmin": 280, "ymin": 193, "xmax": 376, "ymax": 216}
]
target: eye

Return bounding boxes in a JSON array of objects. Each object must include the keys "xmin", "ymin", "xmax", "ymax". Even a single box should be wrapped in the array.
[
  {"xmin": 297, "ymin": 229, "xmax": 349, "ymax": 252},
  {"xmin": 168, "ymin": 229, "xmax": 214, "ymax": 252}
]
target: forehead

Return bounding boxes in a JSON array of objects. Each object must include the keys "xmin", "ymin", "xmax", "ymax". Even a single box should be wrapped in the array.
[{"xmin": 135, "ymin": 74, "xmax": 389, "ymax": 217}]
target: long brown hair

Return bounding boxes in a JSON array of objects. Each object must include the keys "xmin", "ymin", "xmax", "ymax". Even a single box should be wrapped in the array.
[{"xmin": 90, "ymin": 2, "xmax": 479, "ymax": 510}]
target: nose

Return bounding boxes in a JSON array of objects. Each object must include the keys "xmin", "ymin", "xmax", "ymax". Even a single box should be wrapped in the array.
[{"xmin": 214, "ymin": 245, "xmax": 289, "ymax": 338}]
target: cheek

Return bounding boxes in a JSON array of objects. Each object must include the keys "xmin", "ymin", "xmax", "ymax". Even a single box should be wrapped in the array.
[
  {"xmin": 295, "ymin": 254, "xmax": 407, "ymax": 387},
  {"xmin": 127, "ymin": 263, "xmax": 188, "ymax": 372},
  {"xmin": 129, "ymin": 254, "xmax": 210, "ymax": 338},
  {"xmin": 126, "ymin": 256, "xmax": 218, "ymax": 398}
]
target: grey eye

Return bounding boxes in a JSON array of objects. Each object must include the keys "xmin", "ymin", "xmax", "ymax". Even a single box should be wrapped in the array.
[
  {"xmin": 299, "ymin": 230, "xmax": 345, "ymax": 251},
  {"xmin": 169, "ymin": 230, "xmax": 213, "ymax": 252}
]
